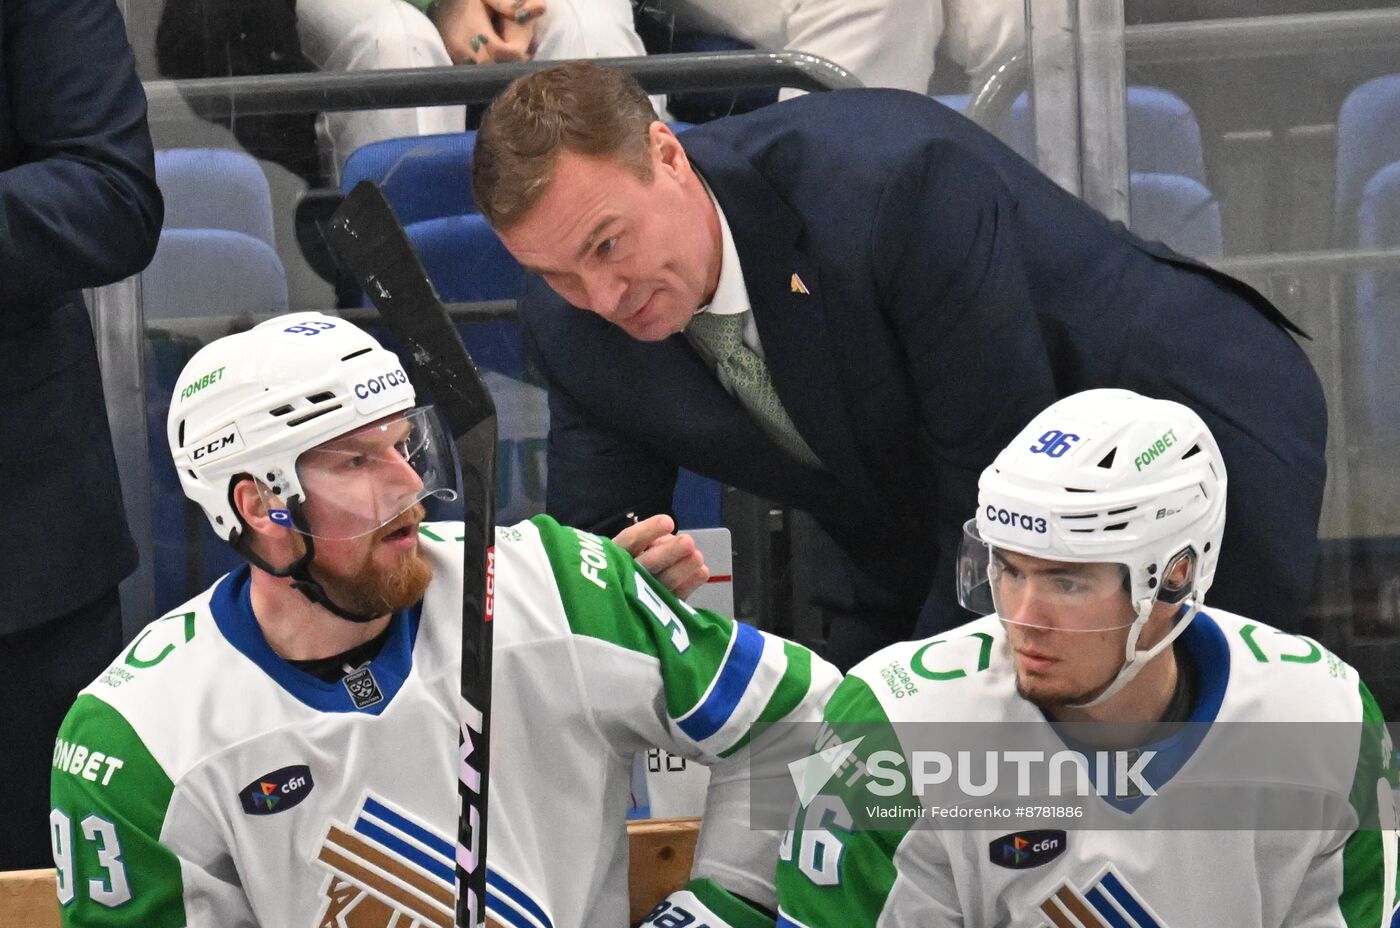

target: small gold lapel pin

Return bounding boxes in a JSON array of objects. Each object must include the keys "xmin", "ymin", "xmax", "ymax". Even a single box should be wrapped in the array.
[{"xmin": 790, "ymin": 273, "xmax": 810, "ymax": 295}]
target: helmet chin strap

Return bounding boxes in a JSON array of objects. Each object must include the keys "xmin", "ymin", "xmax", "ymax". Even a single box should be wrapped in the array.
[
  {"xmin": 231, "ymin": 494, "xmax": 382, "ymax": 624},
  {"xmin": 1067, "ymin": 598, "xmax": 1199, "ymax": 710}
]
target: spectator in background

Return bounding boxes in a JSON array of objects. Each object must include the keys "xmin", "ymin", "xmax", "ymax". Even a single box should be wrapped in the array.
[
  {"xmin": 295, "ymin": 0, "xmax": 656, "ymax": 176},
  {"xmin": 0, "ymin": 0, "xmax": 163, "ymax": 870},
  {"xmin": 650, "ymin": 0, "xmax": 1026, "ymax": 96}
]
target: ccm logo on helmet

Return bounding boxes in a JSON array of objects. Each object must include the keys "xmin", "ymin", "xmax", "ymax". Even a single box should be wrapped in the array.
[
  {"xmin": 985, "ymin": 505, "xmax": 1048, "ymax": 534},
  {"xmin": 190, "ymin": 426, "xmax": 244, "ymax": 463},
  {"xmin": 353, "ymin": 369, "xmax": 409, "ymax": 400}
]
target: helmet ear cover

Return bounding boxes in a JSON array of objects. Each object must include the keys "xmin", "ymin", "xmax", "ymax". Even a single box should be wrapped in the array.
[{"xmin": 1156, "ymin": 546, "xmax": 1199, "ymax": 605}]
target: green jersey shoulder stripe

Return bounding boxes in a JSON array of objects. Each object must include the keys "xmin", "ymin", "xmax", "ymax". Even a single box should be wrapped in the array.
[
  {"xmin": 776, "ymin": 675, "xmax": 917, "ymax": 928},
  {"xmin": 1340, "ymin": 679, "xmax": 1400, "ymax": 927},
  {"xmin": 50, "ymin": 694, "xmax": 186, "ymax": 928},
  {"xmin": 530, "ymin": 513, "xmax": 801, "ymax": 756}
]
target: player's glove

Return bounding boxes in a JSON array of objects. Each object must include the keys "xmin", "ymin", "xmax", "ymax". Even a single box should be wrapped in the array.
[{"xmin": 637, "ymin": 878, "xmax": 776, "ymax": 928}]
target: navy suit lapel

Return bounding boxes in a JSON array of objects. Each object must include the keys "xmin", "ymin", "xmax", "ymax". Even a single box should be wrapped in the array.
[{"xmin": 686, "ymin": 137, "xmax": 876, "ymax": 495}]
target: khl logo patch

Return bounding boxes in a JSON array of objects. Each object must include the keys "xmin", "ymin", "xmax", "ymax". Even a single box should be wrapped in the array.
[{"xmin": 344, "ymin": 666, "xmax": 384, "ymax": 709}]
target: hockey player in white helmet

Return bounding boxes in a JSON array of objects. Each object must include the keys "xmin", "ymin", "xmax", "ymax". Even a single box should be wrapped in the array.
[
  {"xmin": 776, "ymin": 388, "xmax": 1398, "ymax": 927},
  {"xmin": 51, "ymin": 312, "xmax": 838, "ymax": 928}
]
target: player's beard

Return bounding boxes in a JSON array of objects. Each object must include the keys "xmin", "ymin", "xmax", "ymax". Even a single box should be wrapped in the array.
[{"xmin": 311, "ymin": 504, "xmax": 433, "ymax": 617}]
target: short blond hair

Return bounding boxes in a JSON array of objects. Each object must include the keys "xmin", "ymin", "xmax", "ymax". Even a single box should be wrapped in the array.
[{"xmin": 472, "ymin": 61, "xmax": 658, "ymax": 229}]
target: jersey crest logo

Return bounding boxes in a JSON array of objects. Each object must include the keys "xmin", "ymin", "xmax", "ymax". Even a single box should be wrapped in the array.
[
  {"xmin": 343, "ymin": 667, "xmax": 384, "ymax": 709},
  {"xmin": 314, "ymin": 795, "xmax": 454, "ymax": 927},
  {"xmin": 1036, "ymin": 864, "xmax": 1165, "ymax": 928}
]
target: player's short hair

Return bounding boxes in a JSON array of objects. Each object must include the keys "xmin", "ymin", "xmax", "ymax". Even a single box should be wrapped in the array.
[{"xmin": 473, "ymin": 61, "xmax": 658, "ymax": 229}]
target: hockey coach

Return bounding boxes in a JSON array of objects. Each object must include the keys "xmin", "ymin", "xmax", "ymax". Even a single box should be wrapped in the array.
[
  {"xmin": 50, "ymin": 313, "xmax": 835, "ymax": 928},
  {"xmin": 472, "ymin": 62, "xmax": 1327, "ymax": 667}
]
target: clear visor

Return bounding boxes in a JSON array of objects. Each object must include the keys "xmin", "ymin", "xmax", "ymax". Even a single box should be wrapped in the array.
[
  {"xmin": 956, "ymin": 520, "xmax": 1137, "ymax": 632},
  {"xmin": 259, "ymin": 406, "xmax": 458, "ymax": 540}
]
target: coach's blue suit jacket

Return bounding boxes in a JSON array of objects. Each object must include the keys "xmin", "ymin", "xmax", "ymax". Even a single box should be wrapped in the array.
[
  {"xmin": 521, "ymin": 89, "xmax": 1325, "ymax": 660},
  {"xmin": 0, "ymin": 0, "xmax": 162, "ymax": 630}
]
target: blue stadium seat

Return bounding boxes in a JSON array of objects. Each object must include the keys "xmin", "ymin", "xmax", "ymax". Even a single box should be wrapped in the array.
[
  {"xmin": 155, "ymin": 148, "xmax": 278, "ymax": 247},
  {"xmin": 148, "ymin": 148, "xmax": 288, "ymax": 320},
  {"xmin": 142, "ymin": 229, "xmax": 289, "ymax": 319},
  {"xmin": 1336, "ymin": 75, "xmax": 1400, "ymax": 245},
  {"xmin": 341, "ymin": 132, "xmax": 478, "ymax": 225},
  {"xmin": 998, "ymin": 87, "xmax": 1206, "ymax": 183},
  {"xmin": 937, "ymin": 91, "xmax": 1218, "ymax": 255},
  {"xmin": 1128, "ymin": 172, "xmax": 1222, "ymax": 260},
  {"xmin": 404, "ymin": 213, "xmax": 523, "ymax": 304},
  {"xmin": 1355, "ymin": 160, "xmax": 1400, "ymax": 439}
]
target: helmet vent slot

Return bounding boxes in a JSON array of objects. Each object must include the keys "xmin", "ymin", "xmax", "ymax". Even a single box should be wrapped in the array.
[
  {"xmin": 1061, "ymin": 513, "xmax": 1095, "ymax": 520},
  {"xmin": 1107, "ymin": 506, "xmax": 1136, "ymax": 515},
  {"xmin": 1065, "ymin": 487, "xmax": 1094, "ymax": 493},
  {"xmin": 341, "ymin": 348, "xmax": 373, "ymax": 361},
  {"xmin": 177, "ymin": 419, "xmax": 186, "ymax": 447},
  {"xmin": 1103, "ymin": 522, "xmax": 1129, "ymax": 531},
  {"xmin": 1069, "ymin": 528, "xmax": 1095, "ymax": 534},
  {"xmin": 306, "ymin": 391, "xmax": 337, "ymax": 404},
  {"xmin": 287, "ymin": 404, "xmax": 343, "ymax": 427},
  {"xmin": 269, "ymin": 404, "xmax": 294, "ymax": 417},
  {"xmin": 1181, "ymin": 444, "xmax": 1202, "ymax": 459},
  {"xmin": 1097, "ymin": 448, "xmax": 1117, "ymax": 469}
]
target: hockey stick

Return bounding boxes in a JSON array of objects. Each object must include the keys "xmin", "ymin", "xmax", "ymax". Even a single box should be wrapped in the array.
[{"xmin": 327, "ymin": 180, "xmax": 496, "ymax": 928}]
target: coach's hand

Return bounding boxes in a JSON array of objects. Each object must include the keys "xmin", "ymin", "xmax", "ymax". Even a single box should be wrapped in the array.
[{"xmin": 613, "ymin": 514, "xmax": 710, "ymax": 601}]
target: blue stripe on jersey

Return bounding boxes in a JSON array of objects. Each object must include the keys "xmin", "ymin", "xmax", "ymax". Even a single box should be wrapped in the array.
[
  {"xmin": 363, "ymin": 796, "xmax": 454, "ymax": 864},
  {"xmin": 354, "ymin": 816, "xmax": 454, "ymax": 884},
  {"xmin": 1099, "ymin": 870, "xmax": 1161, "ymax": 928},
  {"xmin": 487, "ymin": 888, "xmax": 545, "ymax": 928},
  {"xmin": 1184, "ymin": 610, "xmax": 1229, "ymax": 726},
  {"xmin": 776, "ymin": 911, "xmax": 814, "ymax": 928},
  {"xmin": 1085, "ymin": 886, "xmax": 1135, "ymax": 928},
  {"xmin": 677, "ymin": 622, "xmax": 763, "ymax": 743},
  {"xmin": 487, "ymin": 870, "xmax": 554, "ymax": 928},
  {"xmin": 209, "ymin": 566, "xmax": 422, "ymax": 715}
]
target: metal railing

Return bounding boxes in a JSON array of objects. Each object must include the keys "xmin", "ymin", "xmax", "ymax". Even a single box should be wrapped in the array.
[
  {"xmin": 144, "ymin": 51, "xmax": 861, "ymax": 122},
  {"xmin": 1124, "ymin": 9, "xmax": 1400, "ymax": 65}
]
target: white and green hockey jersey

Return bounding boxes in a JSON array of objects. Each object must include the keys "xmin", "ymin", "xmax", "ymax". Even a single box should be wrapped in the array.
[
  {"xmin": 775, "ymin": 610, "xmax": 1399, "ymax": 928},
  {"xmin": 50, "ymin": 515, "xmax": 838, "ymax": 928}
]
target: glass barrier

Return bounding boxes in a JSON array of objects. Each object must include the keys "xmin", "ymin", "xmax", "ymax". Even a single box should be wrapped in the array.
[
  {"xmin": 93, "ymin": 9, "xmax": 1400, "ymax": 713},
  {"xmin": 1115, "ymin": 5, "xmax": 1400, "ymax": 709},
  {"xmin": 98, "ymin": 54, "xmax": 857, "ymax": 634}
]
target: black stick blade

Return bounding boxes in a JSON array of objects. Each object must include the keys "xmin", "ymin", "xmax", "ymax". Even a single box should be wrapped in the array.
[{"xmin": 327, "ymin": 180, "xmax": 496, "ymax": 439}]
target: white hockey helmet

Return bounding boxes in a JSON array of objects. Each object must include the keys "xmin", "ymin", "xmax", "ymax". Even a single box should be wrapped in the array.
[
  {"xmin": 168, "ymin": 312, "xmax": 456, "ymax": 544},
  {"xmin": 957, "ymin": 388, "xmax": 1227, "ymax": 704}
]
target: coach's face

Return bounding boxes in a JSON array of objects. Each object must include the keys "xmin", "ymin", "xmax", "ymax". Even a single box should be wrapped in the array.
[{"xmin": 498, "ymin": 124, "xmax": 722, "ymax": 342}]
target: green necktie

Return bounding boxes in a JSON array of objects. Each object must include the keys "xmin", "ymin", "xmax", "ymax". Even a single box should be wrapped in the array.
[{"xmin": 686, "ymin": 311, "xmax": 822, "ymax": 469}]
